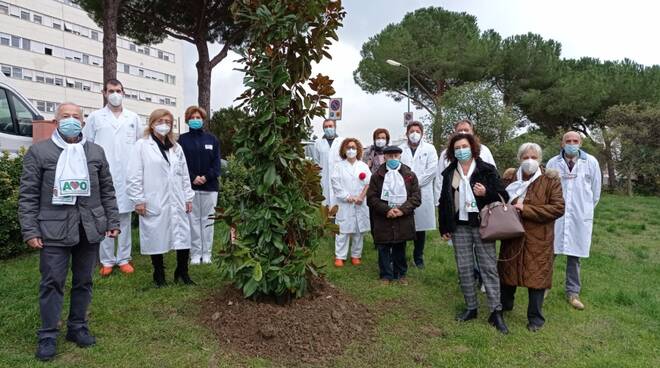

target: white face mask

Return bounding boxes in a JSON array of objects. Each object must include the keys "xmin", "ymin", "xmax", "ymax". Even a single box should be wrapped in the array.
[
  {"xmin": 521, "ymin": 159, "xmax": 540, "ymax": 175},
  {"xmin": 346, "ymin": 148, "xmax": 357, "ymax": 159},
  {"xmin": 154, "ymin": 123, "xmax": 171, "ymax": 136},
  {"xmin": 408, "ymin": 132, "xmax": 421, "ymax": 144},
  {"xmin": 107, "ymin": 92, "xmax": 123, "ymax": 107},
  {"xmin": 375, "ymin": 139, "xmax": 387, "ymax": 148}
]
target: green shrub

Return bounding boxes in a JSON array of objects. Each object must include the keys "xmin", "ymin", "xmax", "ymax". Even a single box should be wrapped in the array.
[{"xmin": 0, "ymin": 150, "xmax": 27, "ymax": 259}]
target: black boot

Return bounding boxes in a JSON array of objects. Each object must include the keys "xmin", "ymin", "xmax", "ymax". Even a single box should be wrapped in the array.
[
  {"xmin": 456, "ymin": 309, "xmax": 478, "ymax": 322},
  {"xmin": 174, "ymin": 249, "xmax": 195, "ymax": 285},
  {"xmin": 488, "ymin": 310, "xmax": 509, "ymax": 334},
  {"xmin": 151, "ymin": 254, "xmax": 167, "ymax": 287}
]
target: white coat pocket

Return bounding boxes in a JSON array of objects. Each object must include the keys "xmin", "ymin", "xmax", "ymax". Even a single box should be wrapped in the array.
[{"xmin": 145, "ymin": 194, "xmax": 162, "ymax": 216}]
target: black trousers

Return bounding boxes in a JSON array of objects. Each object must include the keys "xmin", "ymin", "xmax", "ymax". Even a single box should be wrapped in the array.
[
  {"xmin": 38, "ymin": 226, "xmax": 99, "ymax": 339},
  {"xmin": 412, "ymin": 231, "xmax": 426, "ymax": 266},
  {"xmin": 501, "ymin": 283, "xmax": 546, "ymax": 327},
  {"xmin": 377, "ymin": 242, "xmax": 407, "ymax": 280}
]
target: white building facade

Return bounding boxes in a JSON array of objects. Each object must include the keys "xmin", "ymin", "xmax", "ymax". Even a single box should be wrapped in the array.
[{"xmin": 0, "ymin": 0, "xmax": 186, "ymax": 132}]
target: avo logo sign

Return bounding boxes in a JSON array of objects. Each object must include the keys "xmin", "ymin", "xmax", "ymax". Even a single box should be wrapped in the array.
[{"xmin": 60, "ymin": 179, "xmax": 90, "ymax": 195}]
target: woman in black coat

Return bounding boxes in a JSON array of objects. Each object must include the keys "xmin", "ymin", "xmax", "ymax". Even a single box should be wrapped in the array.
[{"xmin": 438, "ymin": 133, "xmax": 510, "ymax": 334}]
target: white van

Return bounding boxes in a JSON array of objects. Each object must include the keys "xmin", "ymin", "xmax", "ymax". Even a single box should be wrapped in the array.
[{"xmin": 0, "ymin": 73, "xmax": 43, "ymax": 152}]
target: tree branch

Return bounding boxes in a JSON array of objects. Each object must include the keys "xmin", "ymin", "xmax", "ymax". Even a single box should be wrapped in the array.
[
  {"xmin": 210, "ymin": 42, "xmax": 232, "ymax": 68},
  {"xmin": 164, "ymin": 29, "xmax": 195, "ymax": 43},
  {"xmin": 393, "ymin": 90, "xmax": 436, "ymax": 116}
]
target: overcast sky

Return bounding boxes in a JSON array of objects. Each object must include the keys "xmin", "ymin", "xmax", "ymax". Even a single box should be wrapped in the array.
[{"xmin": 183, "ymin": 0, "xmax": 660, "ymax": 144}]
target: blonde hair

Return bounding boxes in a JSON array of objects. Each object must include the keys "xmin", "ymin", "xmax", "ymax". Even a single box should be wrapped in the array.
[
  {"xmin": 145, "ymin": 108, "xmax": 176, "ymax": 143},
  {"xmin": 184, "ymin": 105, "xmax": 207, "ymax": 122},
  {"xmin": 517, "ymin": 142, "xmax": 543, "ymax": 161}
]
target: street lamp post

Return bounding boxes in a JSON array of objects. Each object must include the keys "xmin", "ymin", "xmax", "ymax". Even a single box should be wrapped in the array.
[{"xmin": 386, "ymin": 59, "xmax": 410, "ymax": 113}]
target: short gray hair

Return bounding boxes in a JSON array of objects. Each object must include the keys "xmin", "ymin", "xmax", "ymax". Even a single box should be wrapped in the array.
[
  {"xmin": 517, "ymin": 142, "xmax": 542, "ymax": 161},
  {"xmin": 55, "ymin": 102, "xmax": 83, "ymax": 119}
]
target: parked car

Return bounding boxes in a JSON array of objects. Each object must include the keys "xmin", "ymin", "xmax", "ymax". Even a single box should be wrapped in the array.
[{"xmin": 0, "ymin": 73, "xmax": 43, "ymax": 152}]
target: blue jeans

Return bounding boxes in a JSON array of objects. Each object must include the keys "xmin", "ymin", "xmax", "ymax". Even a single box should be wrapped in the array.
[{"xmin": 377, "ymin": 242, "xmax": 407, "ymax": 280}]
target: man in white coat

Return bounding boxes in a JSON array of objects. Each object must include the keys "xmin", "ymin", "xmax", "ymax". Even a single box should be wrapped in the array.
[
  {"xmin": 312, "ymin": 119, "xmax": 342, "ymax": 207},
  {"xmin": 400, "ymin": 121, "xmax": 438, "ymax": 269},
  {"xmin": 546, "ymin": 131, "xmax": 601, "ymax": 310},
  {"xmin": 83, "ymin": 79, "xmax": 142, "ymax": 276}
]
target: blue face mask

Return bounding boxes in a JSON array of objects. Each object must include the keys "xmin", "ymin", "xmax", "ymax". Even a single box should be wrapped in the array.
[
  {"xmin": 564, "ymin": 144, "xmax": 580, "ymax": 156},
  {"xmin": 454, "ymin": 148, "xmax": 472, "ymax": 162},
  {"xmin": 386, "ymin": 159, "xmax": 400, "ymax": 170},
  {"xmin": 188, "ymin": 119, "xmax": 203, "ymax": 130},
  {"xmin": 323, "ymin": 127, "xmax": 335, "ymax": 138},
  {"xmin": 58, "ymin": 117, "xmax": 82, "ymax": 138}
]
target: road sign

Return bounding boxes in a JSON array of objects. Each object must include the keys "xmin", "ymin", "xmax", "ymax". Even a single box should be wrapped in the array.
[
  {"xmin": 403, "ymin": 111, "xmax": 413, "ymax": 126},
  {"xmin": 328, "ymin": 98, "xmax": 342, "ymax": 120}
]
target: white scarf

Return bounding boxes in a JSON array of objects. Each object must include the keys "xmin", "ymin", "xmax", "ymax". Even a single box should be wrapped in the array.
[
  {"xmin": 381, "ymin": 163, "xmax": 407, "ymax": 207},
  {"xmin": 505, "ymin": 167, "xmax": 542, "ymax": 204},
  {"xmin": 51, "ymin": 129, "xmax": 90, "ymax": 205},
  {"xmin": 457, "ymin": 160, "xmax": 478, "ymax": 221}
]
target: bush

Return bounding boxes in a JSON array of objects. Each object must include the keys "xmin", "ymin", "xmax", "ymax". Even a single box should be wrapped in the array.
[{"xmin": 0, "ymin": 150, "xmax": 28, "ymax": 259}]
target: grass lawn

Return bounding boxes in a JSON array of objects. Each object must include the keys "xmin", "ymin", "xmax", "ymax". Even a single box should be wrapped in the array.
[{"xmin": 0, "ymin": 194, "xmax": 658, "ymax": 367}]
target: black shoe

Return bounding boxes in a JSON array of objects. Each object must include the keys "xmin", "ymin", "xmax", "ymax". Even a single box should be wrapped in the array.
[
  {"xmin": 153, "ymin": 269, "xmax": 167, "ymax": 287},
  {"xmin": 35, "ymin": 338, "xmax": 56, "ymax": 361},
  {"xmin": 488, "ymin": 310, "xmax": 509, "ymax": 334},
  {"xmin": 151, "ymin": 255, "xmax": 167, "ymax": 287},
  {"xmin": 174, "ymin": 269, "xmax": 196, "ymax": 285},
  {"xmin": 455, "ymin": 309, "xmax": 478, "ymax": 322},
  {"xmin": 65, "ymin": 328, "xmax": 96, "ymax": 348},
  {"xmin": 527, "ymin": 323, "xmax": 543, "ymax": 332},
  {"xmin": 415, "ymin": 262, "xmax": 425, "ymax": 270}
]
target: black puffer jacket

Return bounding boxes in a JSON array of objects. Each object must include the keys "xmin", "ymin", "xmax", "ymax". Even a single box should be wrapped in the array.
[
  {"xmin": 367, "ymin": 163, "xmax": 421, "ymax": 244},
  {"xmin": 438, "ymin": 158, "xmax": 508, "ymax": 235}
]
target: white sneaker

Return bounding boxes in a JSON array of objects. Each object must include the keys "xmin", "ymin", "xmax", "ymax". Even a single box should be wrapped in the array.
[
  {"xmin": 190, "ymin": 258, "xmax": 202, "ymax": 265},
  {"xmin": 202, "ymin": 255, "xmax": 212, "ymax": 264}
]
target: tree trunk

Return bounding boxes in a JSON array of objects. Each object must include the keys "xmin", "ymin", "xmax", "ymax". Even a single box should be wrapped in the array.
[
  {"xmin": 102, "ymin": 0, "xmax": 120, "ymax": 106},
  {"xmin": 602, "ymin": 138, "xmax": 616, "ymax": 191},
  {"xmin": 195, "ymin": 41, "xmax": 212, "ymax": 120},
  {"xmin": 627, "ymin": 173, "xmax": 633, "ymax": 197}
]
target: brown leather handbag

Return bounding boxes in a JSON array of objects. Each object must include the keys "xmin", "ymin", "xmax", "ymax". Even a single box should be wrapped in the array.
[{"xmin": 479, "ymin": 194, "xmax": 525, "ymax": 241}]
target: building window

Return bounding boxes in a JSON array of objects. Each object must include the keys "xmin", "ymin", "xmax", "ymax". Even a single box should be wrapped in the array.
[
  {"xmin": 35, "ymin": 73, "xmax": 45, "ymax": 83},
  {"xmin": 33, "ymin": 14, "xmax": 42, "ymax": 24},
  {"xmin": 0, "ymin": 4, "xmax": 8, "ymax": 15},
  {"xmin": 82, "ymin": 54, "xmax": 89, "ymax": 64},
  {"xmin": 23, "ymin": 69, "xmax": 33, "ymax": 81},
  {"xmin": 45, "ymin": 47, "xmax": 52, "ymax": 56},
  {"xmin": 11, "ymin": 35, "xmax": 20, "ymax": 48},
  {"xmin": 21, "ymin": 39, "xmax": 30, "ymax": 50},
  {"xmin": 54, "ymin": 77, "xmax": 63, "ymax": 86},
  {"xmin": 1, "ymin": 65, "xmax": 10, "ymax": 77},
  {"xmin": 130, "ymin": 43, "xmax": 136, "ymax": 51},
  {"xmin": 45, "ymin": 76, "xmax": 54, "ymax": 84},
  {"xmin": 91, "ymin": 31, "xmax": 98, "ymax": 40},
  {"xmin": 0, "ymin": 36, "xmax": 8, "ymax": 46},
  {"xmin": 123, "ymin": 64, "xmax": 130, "ymax": 73},
  {"xmin": 12, "ymin": 67, "xmax": 22, "ymax": 79},
  {"xmin": 20, "ymin": 10, "xmax": 29, "ymax": 20},
  {"xmin": 53, "ymin": 22, "xmax": 61, "ymax": 30}
]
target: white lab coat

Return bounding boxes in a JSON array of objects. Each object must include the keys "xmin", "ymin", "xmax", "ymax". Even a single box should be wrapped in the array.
[
  {"xmin": 127, "ymin": 136, "xmax": 195, "ymax": 255},
  {"xmin": 83, "ymin": 106, "xmax": 142, "ymax": 213},
  {"xmin": 330, "ymin": 159, "xmax": 371, "ymax": 234},
  {"xmin": 546, "ymin": 150, "xmax": 601, "ymax": 258},
  {"xmin": 312, "ymin": 136, "xmax": 342, "ymax": 206},
  {"xmin": 400, "ymin": 141, "xmax": 438, "ymax": 231},
  {"xmin": 434, "ymin": 143, "xmax": 496, "ymax": 204}
]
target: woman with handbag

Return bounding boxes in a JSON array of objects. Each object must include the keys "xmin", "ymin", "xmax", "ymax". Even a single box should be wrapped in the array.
[
  {"xmin": 498, "ymin": 143, "xmax": 565, "ymax": 332},
  {"xmin": 438, "ymin": 133, "xmax": 510, "ymax": 334}
]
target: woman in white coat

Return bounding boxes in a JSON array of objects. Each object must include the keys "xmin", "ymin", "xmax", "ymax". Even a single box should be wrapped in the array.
[
  {"xmin": 331, "ymin": 138, "xmax": 371, "ymax": 267},
  {"xmin": 127, "ymin": 109, "xmax": 195, "ymax": 287},
  {"xmin": 400, "ymin": 121, "xmax": 438, "ymax": 269}
]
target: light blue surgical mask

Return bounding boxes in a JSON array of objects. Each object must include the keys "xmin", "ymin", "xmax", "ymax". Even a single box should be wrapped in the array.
[
  {"xmin": 58, "ymin": 117, "xmax": 82, "ymax": 138},
  {"xmin": 564, "ymin": 144, "xmax": 580, "ymax": 156},
  {"xmin": 454, "ymin": 148, "xmax": 472, "ymax": 162},
  {"xmin": 323, "ymin": 127, "xmax": 335, "ymax": 138},
  {"xmin": 188, "ymin": 119, "xmax": 203, "ymax": 130},
  {"xmin": 386, "ymin": 159, "xmax": 400, "ymax": 170}
]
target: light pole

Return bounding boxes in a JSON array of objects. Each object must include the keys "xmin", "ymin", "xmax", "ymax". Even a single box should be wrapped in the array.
[{"xmin": 386, "ymin": 59, "xmax": 410, "ymax": 113}]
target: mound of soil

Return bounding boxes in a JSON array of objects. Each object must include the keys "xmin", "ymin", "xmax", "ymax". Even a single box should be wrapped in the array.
[{"xmin": 199, "ymin": 278, "xmax": 376, "ymax": 365}]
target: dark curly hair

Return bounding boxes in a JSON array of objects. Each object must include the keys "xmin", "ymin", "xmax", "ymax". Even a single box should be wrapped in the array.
[
  {"xmin": 339, "ymin": 138, "xmax": 364, "ymax": 160},
  {"xmin": 446, "ymin": 133, "xmax": 481, "ymax": 163}
]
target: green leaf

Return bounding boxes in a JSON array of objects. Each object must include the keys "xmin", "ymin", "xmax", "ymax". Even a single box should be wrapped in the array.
[
  {"xmin": 243, "ymin": 277, "xmax": 259, "ymax": 297},
  {"xmin": 252, "ymin": 262, "xmax": 263, "ymax": 281},
  {"xmin": 263, "ymin": 164, "xmax": 277, "ymax": 186}
]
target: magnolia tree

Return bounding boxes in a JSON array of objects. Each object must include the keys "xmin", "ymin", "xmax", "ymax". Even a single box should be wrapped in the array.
[{"xmin": 216, "ymin": 0, "xmax": 345, "ymax": 300}]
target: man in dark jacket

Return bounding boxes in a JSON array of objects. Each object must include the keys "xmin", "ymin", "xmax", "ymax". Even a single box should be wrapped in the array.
[
  {"xmin": 177, "ymin": 106, "xmax": 221, "ymax": 264},
  {"xmin": 19, "ymin": 102, "xmax": 120, "ymax": 361},
  {"xmin": 367, "ymin": 146, "xmax": 421, "ymax": 284}
]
